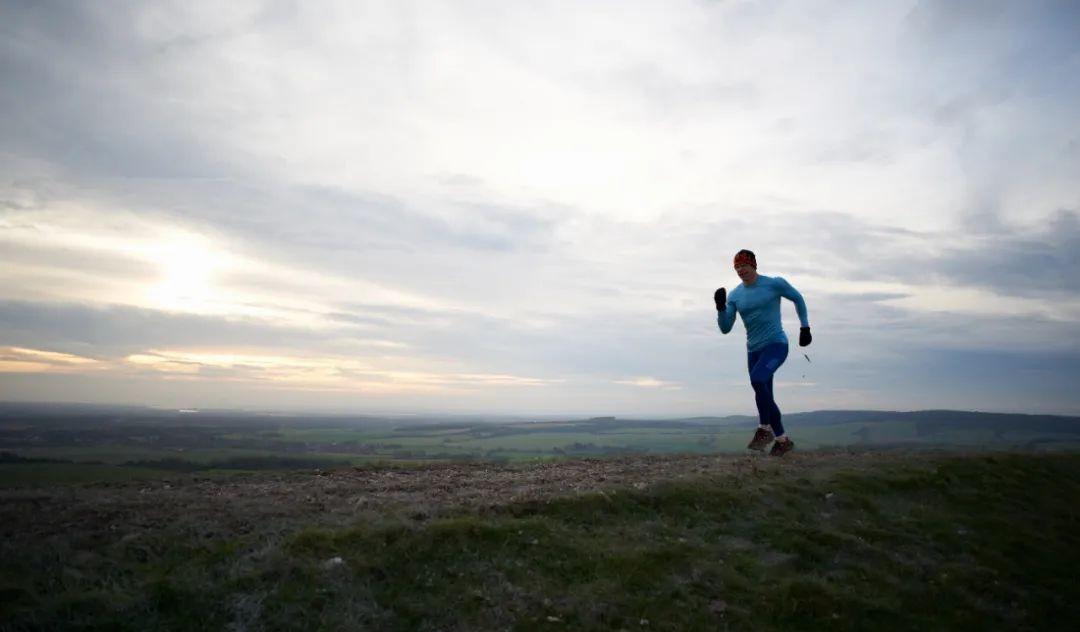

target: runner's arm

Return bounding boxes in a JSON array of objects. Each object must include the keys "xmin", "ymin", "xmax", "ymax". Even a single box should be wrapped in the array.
[
  {"xmin": 717, "ymin": 299, "xmax": 737, "ymax": 334},
  {"xmin": 776, "ymin": 277, "xmax": 809, "ymax": 328}
]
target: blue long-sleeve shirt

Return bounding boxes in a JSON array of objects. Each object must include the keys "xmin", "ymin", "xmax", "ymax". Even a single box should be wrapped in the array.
[{"xmin": 718, "ymin": 274, "xmax": 810, "ymax": 352}]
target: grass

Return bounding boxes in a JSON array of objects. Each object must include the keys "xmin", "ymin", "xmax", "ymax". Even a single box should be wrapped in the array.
[{"xmin": 2, "ymin": 451, "xmax": 1077, "ymax": 630}]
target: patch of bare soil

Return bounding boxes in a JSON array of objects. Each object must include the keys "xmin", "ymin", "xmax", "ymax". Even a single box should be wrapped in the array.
[{"xmin": 0, "ymin": 448, "xmax": 949, "ymax": 550}]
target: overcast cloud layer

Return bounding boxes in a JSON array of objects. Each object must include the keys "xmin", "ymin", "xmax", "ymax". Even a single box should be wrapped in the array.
[{"xmin": 2, "ymin": 0, "xmax": 1079, "ymax": 416}]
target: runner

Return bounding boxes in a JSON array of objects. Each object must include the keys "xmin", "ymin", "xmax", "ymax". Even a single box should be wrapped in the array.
[{"xmin": 714, "ymin": 249, "xmax": 811, "ymax": 456}]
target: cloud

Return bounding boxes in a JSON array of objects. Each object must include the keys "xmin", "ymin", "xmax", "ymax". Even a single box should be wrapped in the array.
[
  {"xmin": 118, "ymin": 348, "xmax": 562, "ymax": 393},
  {"xmin": 1, "ymin": 1, "xmax": 1078, "ymax": 414},
  {"xmin": 934, "ymin": 210, "xmax": 1080, "ymax": 296},
  {"xmin": 0, "ymin": 346, "xmax": 103, "ymax": 373},
  {"xmin": 714, "ymin": 208, "xmax": 1080, "ymax": 305},
  {"xmin": 0, "ymin": 300, "xmax": 344, "ymax": 356}
]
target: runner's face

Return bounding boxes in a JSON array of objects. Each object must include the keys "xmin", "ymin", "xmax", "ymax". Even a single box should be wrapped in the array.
[{"xmin": 735, "ymin": 263, "xmax": 757, "ymax": 283}]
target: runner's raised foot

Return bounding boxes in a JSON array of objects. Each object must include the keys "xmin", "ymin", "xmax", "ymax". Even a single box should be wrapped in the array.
[{"xmin": 747, "ymin": 428, "xmax": 775, "ymax": 451}]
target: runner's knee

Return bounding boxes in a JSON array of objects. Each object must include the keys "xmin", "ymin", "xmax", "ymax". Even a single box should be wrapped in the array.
[{"xmin": 749, "ymin": 370, "xmax": 773, "ymax": 385}]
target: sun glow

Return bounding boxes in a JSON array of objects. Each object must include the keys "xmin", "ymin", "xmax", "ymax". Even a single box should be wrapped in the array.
[{"xmin": 147, "ymin": 235, "xmax": 225, "ymax": 312}]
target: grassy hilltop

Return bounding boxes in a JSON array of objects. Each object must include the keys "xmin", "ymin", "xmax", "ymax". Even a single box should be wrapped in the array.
[{"xmin": 2, "ymin": 448, "xmax": 1078, "ymax": 630}]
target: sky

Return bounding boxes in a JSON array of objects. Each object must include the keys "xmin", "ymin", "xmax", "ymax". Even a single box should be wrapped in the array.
[{"xmin": 2, "ymin": 0, "xmax": 1079, "ymax": 417}]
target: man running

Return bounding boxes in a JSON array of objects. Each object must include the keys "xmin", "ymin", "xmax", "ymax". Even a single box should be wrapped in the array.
[{"xmin": 714, "ymin": 249, "xmax": 811, "ymax": 456}]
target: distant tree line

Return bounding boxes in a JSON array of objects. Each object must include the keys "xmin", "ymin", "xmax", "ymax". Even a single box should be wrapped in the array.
[{"xmin": 0, "ymin": 451, "xmax": 72, "ymax": 464}]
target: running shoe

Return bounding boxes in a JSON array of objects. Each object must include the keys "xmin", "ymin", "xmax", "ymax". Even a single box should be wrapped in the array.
[
  {"xmin": 769, "ymin": 439, "xmax": 795, "ymax": 457},
  {"xmin": 747, "ymin": 428, "xmax": 775, "ymax": 451}
]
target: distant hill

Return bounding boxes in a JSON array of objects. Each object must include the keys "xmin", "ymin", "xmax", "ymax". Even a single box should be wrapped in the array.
[
  {"xmin": 781, "ymin": 409, "xmax": 1080, "ymax": 434},
  {"xmin": 2, "ymin": 401, "xmax": 1078, "ymax": 435},
  {"xmin": 551, "ymin": 409, "xmax": 1080, "ymax": 435}
]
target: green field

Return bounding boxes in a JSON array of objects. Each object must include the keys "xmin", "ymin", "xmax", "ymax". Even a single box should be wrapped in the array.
[{"xmin": 0, "ymin": 463, "xmax": 171, "ymax": 487}]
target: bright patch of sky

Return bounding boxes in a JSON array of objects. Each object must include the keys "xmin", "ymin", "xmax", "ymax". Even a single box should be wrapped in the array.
[{"xmin": 2, "ymin": 1, "xmax": 1079, "ymax": 415}]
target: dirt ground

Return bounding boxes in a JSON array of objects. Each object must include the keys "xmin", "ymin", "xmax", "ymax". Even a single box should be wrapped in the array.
[{"xmin": 1, "ymin": 448, "xmax": 956, "ymax": 553}]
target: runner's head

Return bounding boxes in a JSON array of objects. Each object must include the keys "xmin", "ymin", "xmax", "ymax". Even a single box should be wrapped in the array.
[{"xmin": 734, "ymin": 249, "xmax": 758, "ymax": 284}]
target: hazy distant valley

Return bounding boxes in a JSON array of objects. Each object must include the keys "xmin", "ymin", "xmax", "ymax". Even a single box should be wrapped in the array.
[{"xmin": 2, "ymin": 403, "xmax": 1079, "ymax": 486}]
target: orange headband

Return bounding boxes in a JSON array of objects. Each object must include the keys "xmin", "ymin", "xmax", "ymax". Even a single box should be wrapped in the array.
[{"xmin": 734, "ymin": 251, "xmax": 757, "ymax": 269}]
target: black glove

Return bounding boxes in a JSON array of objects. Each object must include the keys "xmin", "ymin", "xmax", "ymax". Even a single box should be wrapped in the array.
[
  {"xmin": 799, "ymin": 326, "xmax": 812, "ymax": 347},
  {"xmin": 714, "ymin": 287, "xmax": 726, "ymax": 311}
]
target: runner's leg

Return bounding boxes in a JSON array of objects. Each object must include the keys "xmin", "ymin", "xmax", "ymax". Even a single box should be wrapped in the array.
[
  {"xmin": 747, "ymin": 348, "xmax": 769, "ymax": 429},
  {"xmin": 749, "ymin": 343, "xmax": 789, "ymax": 437}
]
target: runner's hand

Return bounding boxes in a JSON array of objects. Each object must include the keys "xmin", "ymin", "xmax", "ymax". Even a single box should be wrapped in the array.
[
  {"xmin": 799, "ymin": 327, "xmax": 812, "ymax": 347},
  {"xmin": 714, "ymin": 287, "xmax": 726, "ymax": 311}
]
